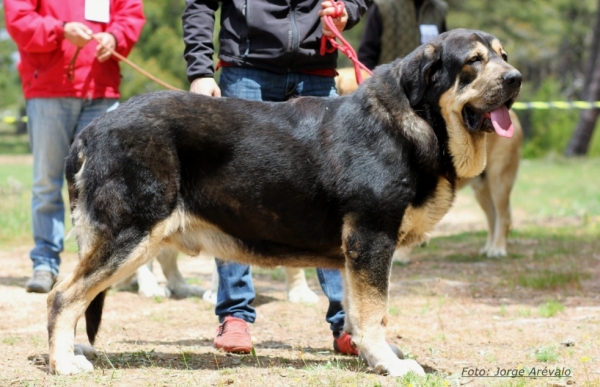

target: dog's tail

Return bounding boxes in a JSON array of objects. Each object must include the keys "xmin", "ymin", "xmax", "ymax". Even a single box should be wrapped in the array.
[
  {"xmin": 85, "ymin": 289, "xmax": 107, "ymax": 345},
  {"xmin": 65, "ymin": 137, "xmax": 86, "ymax": 214}
]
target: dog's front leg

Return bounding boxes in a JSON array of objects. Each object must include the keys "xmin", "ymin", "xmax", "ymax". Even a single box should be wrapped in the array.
[{"xmin": 342, "ymin": 218, "xmax": 425, "ymax": 377}]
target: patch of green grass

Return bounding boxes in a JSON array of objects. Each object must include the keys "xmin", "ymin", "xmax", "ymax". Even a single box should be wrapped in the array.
[
  {"xmin": 0, "ymin": 124, "xmax": 30, "ymax": 155},
  {"xmin": 538, "ymin": 300, "xmax": 565, "ymax": 318},
  {"xmin": 534, "ymin": 346, "xmax": 559, "ymax": 362},
  {"xmin": 396, "ymin": 372, "xmax": 452, "ymax": 387},
  {"xmin": 2, "ymin": 335, "xmax": 21, "ymax": 345},
  {"xmin": 516, "ymin": 270, "xmax": 586, "ymax": 289},
  {"xmin": 513, "ymin": 157, "xmax": 600, "ymax": 218},
  {"xmin": 253, "ymin": 267, "xmax": 286, "ymax": 281}
]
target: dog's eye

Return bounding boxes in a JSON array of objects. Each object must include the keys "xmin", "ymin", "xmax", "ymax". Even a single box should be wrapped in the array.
[
  {"xmin": 501, "ymin": 53, "xmax": 508, "ymax": 61},
  {"xmin": 467, "ymin": 56, "xmax": 481, "ymax": 65}
]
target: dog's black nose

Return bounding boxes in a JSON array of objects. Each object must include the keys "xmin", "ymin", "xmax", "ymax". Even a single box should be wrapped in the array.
[{"xmin": 503, "ymin": 71, "xmax": 522, "ymax": 89}]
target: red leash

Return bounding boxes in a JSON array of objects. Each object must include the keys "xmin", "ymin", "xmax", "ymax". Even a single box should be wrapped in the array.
[{"xmin": 320, "ymin": 0, "xmax": 373, "ymax": 85}]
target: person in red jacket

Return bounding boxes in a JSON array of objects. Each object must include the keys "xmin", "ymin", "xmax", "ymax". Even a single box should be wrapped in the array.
[{"xmin": 4, "ymin": 0, "xmax": 145, "ymax": 293}]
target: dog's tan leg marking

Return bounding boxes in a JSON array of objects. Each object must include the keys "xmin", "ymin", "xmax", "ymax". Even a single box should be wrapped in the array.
[
  {"xmin": 47, "ymin": 273, "xmax": 96, "ymax": 375},
  {"xmin": 48, "ymin": 221, "xmax": 168, "ymax": 375},
  {"xmin": 285, "ymin": 267, "xmax": 319, "ymax": 304},
  {"xmin": 341, "ymin": 215, "xmax": 425, "ymax": 377}
]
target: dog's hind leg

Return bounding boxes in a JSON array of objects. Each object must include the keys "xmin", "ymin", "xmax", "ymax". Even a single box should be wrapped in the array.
[
  {"xmin": 341, "ymin": 216, "xmax": 425, "ymax": 377},
  {"xmin": 47, "ymin": 233, "xmax": 164, "ymax": 375},
  {"xmin": 284, "ymin": 268, "xmax": 319, "ymax": 304},
  {"xmin": 137, "ymin": 259, "xmax": 171, "ymax": 298},
  {"xmin": 158, "ymin": 247, "xmax": 206, "ymax": 298}
]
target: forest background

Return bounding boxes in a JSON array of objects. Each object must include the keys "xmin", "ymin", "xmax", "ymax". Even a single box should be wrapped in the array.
[{"xmin": 1, "ymin": 0, "xmax": 600, "ymax": 158}]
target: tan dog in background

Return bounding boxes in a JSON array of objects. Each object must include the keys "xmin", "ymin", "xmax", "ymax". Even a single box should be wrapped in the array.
[{"xmin": 336, "ymin": 67, "xmax": 523, "ymax": 259}]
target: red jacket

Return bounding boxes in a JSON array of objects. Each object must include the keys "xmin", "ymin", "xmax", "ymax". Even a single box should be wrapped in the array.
[{"xmin": 4, "ymin": 0, "xmax": 145, "ymax": 99}]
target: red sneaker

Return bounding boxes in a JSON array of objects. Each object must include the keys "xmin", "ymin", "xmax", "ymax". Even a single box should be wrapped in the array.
[
  {"xmin": 333, "ymin": 332, "xmax": 358, "ymax": 356},
  {"xmin": 214, "ymin": 316, "xmax": 253, "ymax": 353}
]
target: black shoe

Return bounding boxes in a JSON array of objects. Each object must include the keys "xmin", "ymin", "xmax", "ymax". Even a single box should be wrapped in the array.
[{"xmin": 25, "ymin": 270, "xmax": 57, "ymax": 293}]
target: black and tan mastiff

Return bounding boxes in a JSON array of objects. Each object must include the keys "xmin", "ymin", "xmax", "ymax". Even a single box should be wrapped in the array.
[{"xmin": 47, "ymin": 29, "xmax": 521, "ymax": 376}]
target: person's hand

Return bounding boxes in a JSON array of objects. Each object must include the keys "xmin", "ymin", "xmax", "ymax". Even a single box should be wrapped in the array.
[
  {"xmin": 190, "ymin": 77, "xmax": 221, "ymax": 97},
  {"xmin": 64, "ymin": 22, "xmax": 93, "ymax": 48},
  {"xmin": 319, "ymin": 1, "xmax": 348, "ymax": 37},
  {"xmin": 93, "ymin": 32, "xmax": 116, "ymax": 62}
]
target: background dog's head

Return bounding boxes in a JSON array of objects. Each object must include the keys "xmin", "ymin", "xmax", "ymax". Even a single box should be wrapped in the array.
[{"xmin": 401, "ymin": 28, "xmax": 522, "ymax": 139}]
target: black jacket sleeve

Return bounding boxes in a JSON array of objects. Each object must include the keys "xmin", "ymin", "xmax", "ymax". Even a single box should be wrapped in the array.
[
  {"xmin": 182, "ymin": 0, "xmax": 219, "ymax": 82},
  {"xmin": 343, "ymin": 0, "xmax": 371, "ymax": 31},
  {"xmin": 357, "ymin": 4, "xmax": 381, "ymax": 70}
]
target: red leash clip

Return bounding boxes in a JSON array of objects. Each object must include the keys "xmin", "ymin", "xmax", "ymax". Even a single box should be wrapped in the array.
[{"xmin": 320, "ymin": 0, "xmax": 372, "ymax": 85}]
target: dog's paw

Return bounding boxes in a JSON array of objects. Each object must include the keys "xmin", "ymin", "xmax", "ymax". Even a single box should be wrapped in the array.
[
  {"xmin": 287, "ymin": 285, "xmax": 319, "ymax": 304},
  {"xmin": 169, "ymin": 284, "xmax": 206, "ymax": 299},
  {"xmin": 202, "ymin": 289, "xmax": 217, "ymax": 305},
  {"xmin": 482, "ymin": 246, "xmax": 507, "ymax": 258},
  {"xmin": 74, "ymin": 344, "xmax": 98, "ymax": 359},
  {"xmin": 373, "ymin": 358, "xmax": 425, "ymax": 377},
  {"xmin": 51, "ymin": 354, "xmax": 94, "ymax": 375},
  {"xmin": 138, "ymin": 284, "xmax": 171, "ymax": 298}
]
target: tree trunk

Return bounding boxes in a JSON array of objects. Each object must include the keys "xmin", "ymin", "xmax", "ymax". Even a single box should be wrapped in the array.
[{"xmin": 565, "ymin": 0, "xmax": 600, "ymax": 156}]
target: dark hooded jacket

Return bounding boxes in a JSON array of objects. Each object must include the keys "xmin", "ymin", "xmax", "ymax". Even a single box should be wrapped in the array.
[{"xmin": 183, "ymin": 0, "xmax": 370, "ymax": 82}]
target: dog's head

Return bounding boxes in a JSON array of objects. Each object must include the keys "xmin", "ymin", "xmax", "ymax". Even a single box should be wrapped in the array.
[
  {"xmin": 401, "ymin": 28, "xmax": 521, "ymax": 138},
  {"xmin": 398, "ymin": 28, "xmax": 521, "ymax": 178}
]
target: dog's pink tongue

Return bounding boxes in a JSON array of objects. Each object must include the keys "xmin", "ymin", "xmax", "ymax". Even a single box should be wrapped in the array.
[{"xmin": 490, "ymin": 106, "xmax": 514, "ymax": 138}]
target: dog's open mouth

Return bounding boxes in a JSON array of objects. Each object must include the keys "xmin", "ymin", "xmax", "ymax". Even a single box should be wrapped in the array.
[{"xmin": 462, "ymin": 98, "xmax": 516, "ymax": 138}]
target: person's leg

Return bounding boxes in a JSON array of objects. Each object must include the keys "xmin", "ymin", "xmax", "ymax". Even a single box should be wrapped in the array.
[
  {"xmin": 210, "ymin": 67, "xmax": 289, "ymax": 352},
  {"xmin": 25, "ymin": 98, "xmax": 82, "ymax": 292},
  {"xmin": 317, "ymin": 268, "xmax": 345, "ymax": 334},
  {"xmin": 75, "ymin": 99, "xmax": 119, "ymax": 137}
]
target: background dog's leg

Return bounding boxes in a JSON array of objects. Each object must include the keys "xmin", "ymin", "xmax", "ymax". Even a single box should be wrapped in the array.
[
  {"xmin": 157, "ymin": 247, "xmax": 206, "ymax": 298},
  {"xmin": 391, "ymin": 246, "xmax": 413, "ymax": 264},
  {"xmin": 486, "ymin": 168, "xmax": 515, "ymax": 258},
  {"xmin": 202, "ymin": 259, "xmax": 219, "ymax": 305},
  {"xmin": 470, "ymin": 177, "xmax": 497, "ymax": 256},
  {"xmin": 284, "ymin": 267, "xmax": 319, "ymax": 304},
  {"xmin": 342, "ymin": 221, "xmax": 425, "ymax": 377},
  {"xmin": 136, "ymin": 259, "xmax": 171, "ymax": 298}
]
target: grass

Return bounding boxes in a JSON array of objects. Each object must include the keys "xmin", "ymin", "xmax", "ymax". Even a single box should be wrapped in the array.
[
  {"xmin": 538, "ymin": 300, "xmax": 565, "ymax": 317},
  {"xmin": 0, "ymin": 123, "xmax": 29, "ymax": 155},
  {"xmin": 0, "ymin": 153, "xmax": 599, "ymax": 386}
]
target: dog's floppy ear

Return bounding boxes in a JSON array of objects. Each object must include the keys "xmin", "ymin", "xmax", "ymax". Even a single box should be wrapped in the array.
[{"xmin": 401, "ymin": 44, "xmax": 441, "ymax": 106}]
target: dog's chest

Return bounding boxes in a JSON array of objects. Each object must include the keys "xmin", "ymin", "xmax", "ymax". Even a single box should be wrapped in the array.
[{"xmin": 396, "ymin": 177, "xmax": 454, "ymax": 247}]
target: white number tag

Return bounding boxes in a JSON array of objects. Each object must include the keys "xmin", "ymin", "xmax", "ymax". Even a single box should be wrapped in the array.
[
  {"xmin": 85, "ymin": 0, "xmax": 110, "ymax": 23},
  {"xmin": 419, "ymin": 24, "xmax": 439, "ymax": 45}
]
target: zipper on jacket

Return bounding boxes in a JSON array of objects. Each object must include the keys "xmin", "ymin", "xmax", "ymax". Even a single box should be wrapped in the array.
[
  {"xmin": 243, "ymin": 0, "xmax": 250, "ymax": 56},
  {"xmin": 287, "ymin": 2, "xmax": 299, "ymax": 72}
]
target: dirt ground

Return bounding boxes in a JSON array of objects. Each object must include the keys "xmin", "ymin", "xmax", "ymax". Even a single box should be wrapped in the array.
[{"xmin": 1, "ymin": 192, "xmax": 599, "ymax": 387}]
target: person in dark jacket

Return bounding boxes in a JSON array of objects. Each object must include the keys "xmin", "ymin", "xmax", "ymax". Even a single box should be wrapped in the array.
[
  {"xmin": 4, "ymin": 0, "xmax": 145, "ymax": 293},
  {"xmin": 358, "ymin": 0, "xmax": 447, "ymax": 70},
  {"xmin": 182, "ymin": 0, "xmax": 369, "ymax": 355}
]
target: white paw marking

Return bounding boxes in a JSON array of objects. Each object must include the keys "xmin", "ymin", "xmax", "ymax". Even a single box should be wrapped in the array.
[
  {"xmin": 138, "ymin": 284, "xmax": 171, "ymax": 298},
  {"xmin": 52, "ymin": 354, "xmax": 94, "ymax": 375},
  {"xmin": 202, "ymin": 289, "xmax": 217, "ymax": 305},
  {"xmin": 287, "ymin": 285, "xmax": 319, "ymax": 304}
]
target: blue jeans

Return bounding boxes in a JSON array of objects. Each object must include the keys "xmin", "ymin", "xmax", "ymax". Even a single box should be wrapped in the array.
[
  {"xmin": 215, "ymin": 67, "xmax": 346, "ymax": 334},
  {"xmin": 26, "ymin": 98, "xmax": 119, "ymax": 275}
]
